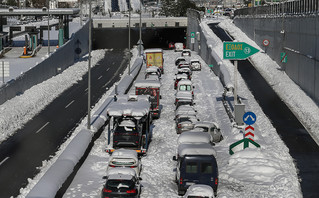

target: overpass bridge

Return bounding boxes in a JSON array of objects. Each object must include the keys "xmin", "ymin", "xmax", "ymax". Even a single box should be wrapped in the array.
[{"xmin": 92, "ymin": 17, "xmax": 187, "ymax": 28}]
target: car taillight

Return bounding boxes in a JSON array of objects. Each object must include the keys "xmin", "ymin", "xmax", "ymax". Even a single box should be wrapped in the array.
[
  {"xmin": 103, "ymin": 189, "xmax": 112, "ymax": 193},
  {"xmin": 179, "ymin": 177, "xmax": 183, "ymax": 184},
  {"xmin": 178, "ymin": 124, "xmax": 181, "ymax": 128},
  {"xmin": 109, "ymin": 165, "xmax": 116, "ymax": 167},
  {"xmin": 127, "ymin": 189, "xmax": 137, "ymax": 193},
  {"xmin": 215, "ymin": 178, "xmax": 218, "ymax": 185},
  {"xmin": 130, "ymin": 165, "xmax": 137, "ymax": 168}
]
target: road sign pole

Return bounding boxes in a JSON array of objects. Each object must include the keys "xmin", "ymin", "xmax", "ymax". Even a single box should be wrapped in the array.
[
  {"xmin": 2, "ymin": 61, "xmax": 4, "ymax": 83},
  {"xmin": 234, "ymin": 60, "xmax": 238, "ymax": 104}
]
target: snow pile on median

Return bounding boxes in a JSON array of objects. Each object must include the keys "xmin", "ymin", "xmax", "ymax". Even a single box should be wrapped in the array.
[{"xmin": 219, "ymin": 149, "xmax": 300, "ymax": 198}]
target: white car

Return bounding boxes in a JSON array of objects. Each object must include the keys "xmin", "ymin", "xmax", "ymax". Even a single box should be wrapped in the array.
[
  {"xmin": 107, "ymin": 149, "xmax": 142, "ymax": 176},
  {"xmin": 176, "ymin": 79, "xmax": 194, "ymax": 98},
  {"xmin": 183, "ymin": 184, "xmax": 215, "ymax": 198},
  {"xmin": 175, "ymin": 42, "xmax": 184, "ymax": 52},
  {"xmin": 194, "ymin": 121, "xmax": 223, "ymax": 143},
  {"xmin": 175, "ymin": 105, "xmax": 196, "ymax": 119},
  {"xmin": 181, "ymin": 49, "xmax": 191, "ymax": 56},
  {"xmin": 190, "ymin": 59, "xmax": 201, "ymax": 71}
]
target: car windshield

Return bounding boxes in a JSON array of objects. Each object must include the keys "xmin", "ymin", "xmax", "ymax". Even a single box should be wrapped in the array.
[
  {"xmin": 179, "ymin": 85, "xmax": 192, "ymax": 91},
  {"xmin": 106, "ymin": 179, "xmax": 134, "ymax": 188}
]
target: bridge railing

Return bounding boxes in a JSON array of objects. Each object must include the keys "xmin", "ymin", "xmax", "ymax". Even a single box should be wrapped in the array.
[{"xmin": 235, "ymin": 0, "xmax": 319, "ymax": 16}]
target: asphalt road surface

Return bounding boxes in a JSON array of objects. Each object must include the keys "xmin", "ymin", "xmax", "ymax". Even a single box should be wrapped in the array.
[{"xmin": 0, "ymin": 49, "xmax": 129, "ymax": 197}]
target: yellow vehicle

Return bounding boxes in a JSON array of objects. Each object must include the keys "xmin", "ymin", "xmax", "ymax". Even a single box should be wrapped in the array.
[{"xmin": 144, "ymin": 48, "xmax": 164, "ymax": 73}]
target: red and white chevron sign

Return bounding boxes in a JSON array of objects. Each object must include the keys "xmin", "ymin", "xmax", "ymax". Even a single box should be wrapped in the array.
[{"xmin": 245, "ymin": 125, "xmax": 254, "ymax": 141}]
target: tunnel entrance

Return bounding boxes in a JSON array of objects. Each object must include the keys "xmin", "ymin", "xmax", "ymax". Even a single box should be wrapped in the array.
[{"xmin": 93, "ymin": 27, "xmax": 187, "ymax": 50}]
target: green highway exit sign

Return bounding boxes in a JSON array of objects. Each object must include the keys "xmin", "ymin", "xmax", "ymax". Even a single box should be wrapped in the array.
[{"xmin": 223, "ymin": 42, "xmax": 259, "ymax": 60}]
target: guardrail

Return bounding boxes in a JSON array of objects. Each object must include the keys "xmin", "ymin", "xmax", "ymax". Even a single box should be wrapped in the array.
[
  {"xmin": 235, "ymin": 0, "xmax": 319, "ymax": 16},
  {"xmin": 26, "ymin": 56, "xmax": 143, "ymax": 198}
]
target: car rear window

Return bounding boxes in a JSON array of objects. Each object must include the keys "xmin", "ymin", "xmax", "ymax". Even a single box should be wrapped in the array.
[
  {"xmin": 116, "ymin": 126, "xmax": 137, "ymax": 133},
  {"xmin": 195, "ymin": 126, "xmax": 208, "ymax": 132},
  {"xmin": 106, "ymin": 179, "xmax": 134, "ymax": 188},
  {"xmin": 186, "ymin": 162, "xmax": 198, "ymax": 173},
  {"xmin": 110, "ymin": 159, "xmax": 135, "ymax": 166},
  {"xmin": 201, "ymin": 163, "xmax": 213, "ymax": 174},
  {"xmin": 179, "ymin": 85, "xmax": 192, "ymax": 91}
]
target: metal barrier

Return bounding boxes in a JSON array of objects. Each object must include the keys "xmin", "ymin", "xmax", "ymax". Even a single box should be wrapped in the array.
[{"xmin": 235, "ymin": 0, "xmax": 319, "ymax": 16}]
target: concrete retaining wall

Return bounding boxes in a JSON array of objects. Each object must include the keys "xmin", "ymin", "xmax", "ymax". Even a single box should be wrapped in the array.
[
  {"xmin": 0, "ymin": 21, "xmax": 90, "ymax": 105},
  {"xmin": 234, "ymin": 15, "xmax": 319, "ymax": 105},
  {"xmin": 187, "ymin": 9, "xmax": 233, "ymax": 91}
]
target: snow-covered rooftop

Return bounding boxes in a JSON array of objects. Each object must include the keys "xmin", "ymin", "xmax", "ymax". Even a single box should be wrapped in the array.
[
  {"xmin": 106, "ymin": 167, "xmax": 137, "ymax": 178},
  {"xmin": 107, "ymin": 95, "xmax": 150, "ymax": 117},
  {"xmin": 134, "ymin": 79, "xmax": 161, "ymax": 88},
  {"xmin": 177, "ymin": 143, "xmax": 217, "ymax": 157},
  {"xmin": 177, "ymin": 131, "xmax": 212, "ymax": 145},
  {"xmin": 109, "ymin": 149, "xmax": 138, "ymax": 163},
  {"xmin": 144, "ymin": 48, "xmax": 163, "ymax": 53}
]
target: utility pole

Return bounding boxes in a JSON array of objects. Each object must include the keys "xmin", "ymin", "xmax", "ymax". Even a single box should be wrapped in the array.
[
  {"xmin": 128, "ymin": 1, "xmax": 131, "ymax": 75},
  {"xmin": 87, "ymin": 0, "xmax": 92, "ymax": 130}
]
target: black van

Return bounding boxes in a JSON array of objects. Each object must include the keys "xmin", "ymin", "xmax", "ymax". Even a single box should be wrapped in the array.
[{"xmin": 173, "ymin": 143, "xmax": 218, "ymax": 196}]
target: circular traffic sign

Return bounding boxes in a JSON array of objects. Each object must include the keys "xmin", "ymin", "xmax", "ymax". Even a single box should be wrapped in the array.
[
  {"xmin": 243, "ymin": 111, "xmax": 257, "ymax": 125},
  {"xmin": 263, "ymin": 39, "xmax": 270, "ymax": 47}
]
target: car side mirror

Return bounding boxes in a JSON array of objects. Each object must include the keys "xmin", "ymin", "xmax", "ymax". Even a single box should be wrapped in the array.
[
  {"xmin": 139, "ymin": 177, "xmax": 143, "ymax": 180},
  {"xmin": 173, "ymin": 156, "xmax": 177, "ymax": 161},
  {"xmin": 102, "ymin": 176, "xmax": 107, "ymax": 179}
]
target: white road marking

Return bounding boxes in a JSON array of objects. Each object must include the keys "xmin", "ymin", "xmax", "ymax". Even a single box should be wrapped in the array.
[
  {"xmin": 65, "ymin": 100, "xmax": 75, "ymax": 108},
  {"xmin": 36, "ymin": 122, "xmax": 50, "ymax": 134},
  {"xmin": 98, "ymin": 75, "xmax": 103, "ymax": 80},
  {"xmin": 106, "ymin": 68, "xmax": 110, "ymax": 72},
  {"xmin": 0, "ymin": 157, "xmax": 9, "ymax": 166}
]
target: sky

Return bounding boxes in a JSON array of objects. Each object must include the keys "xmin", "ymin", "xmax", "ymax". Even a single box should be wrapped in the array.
[{"xmin": 1, "ymin": 14, "xmax": 317, "ymax": 198}]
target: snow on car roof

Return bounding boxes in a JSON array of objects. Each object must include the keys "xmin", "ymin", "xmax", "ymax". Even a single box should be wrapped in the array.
[
  {"xmin": 175, "ymin": 106, "xmax": 196, "ymax": 117},
  {"xmin": 178, "ymin": 143, "xmax": 216, "ymax": 157},
  {"xmin": 145, "ymin": 66, "xmax": 161, "ymax": 73},
  {"xmin": 177, "ymin": 79, "xmax": 192, "ymax": 86},
  {"xmin": 107, "ymin": 95, "xmax": 150, "ymax": 117},
  {"xmin": 177, "ymin": 68, "xmax": 191, "ymax": 72},
  {"xmin": 190, "ymin": 59, "xmax": 200, "ymax": 62},
  {"xmin": 175, "ymin": 56, "xmax": 186, "ymax": 61},
  {"xmin": 175, "ymin": 73, "xmax": 188, "ymax": 79},
  {"xmin": 110, "ymin": 149, "xmax": 138, "ymax": 161},
  {"xmin": 135, "ymin": 79, "xmax": 161, "ymax": 88},
  {"xmin": 182, "ymin": 49, "xmax": 191, "ymax": 52},
  {"xmin": 184, "ymin": 184, "xmax": 215, "ymax": 197},
  {"xmin": 144, "ymin": 48, "xmax": 163, "ymax": 53},
  {"xmin": 176, "ymin": 91, "xmax": 192, "ymax": 99},
  {"xmin": 106, "ymin": 167, "xmax": 137, "ymax": 178},
  {"xmin": 178, "ymin": 131, "xmax": 212, "ymax": 145},
  {"xmin": 195, "ymin": 121, "xmax": 219, "ymax": 129},
  {"xmin": 119, "ymin": 119, "xmax": 136, "ymax": 127}
]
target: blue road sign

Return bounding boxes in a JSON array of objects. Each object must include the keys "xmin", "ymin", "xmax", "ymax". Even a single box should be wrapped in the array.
[{"xmin": 243, "ymin": 112, "xmax": 257, "ymax": 125}]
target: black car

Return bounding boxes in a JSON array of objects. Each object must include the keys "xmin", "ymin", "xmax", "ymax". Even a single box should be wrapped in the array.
[{"xmin": 101, "ymin": 168, "xmax": 141, "ymax": 198}]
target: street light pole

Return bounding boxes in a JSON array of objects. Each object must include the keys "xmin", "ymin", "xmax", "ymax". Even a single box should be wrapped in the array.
[
  {"xmin": 47, "ymin": 0, "xmax": 50, "ymax": 55},
  {"xmin": 139, "ymin": 0, "xmax": 142, "ymax": 56},
  {"xmin": 128, "ymin": 2, "xmax": 131, "ymax": 75},
  {"xmin": 87, "ymin": 0, "xmax": 92, "ymax": 130}
]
